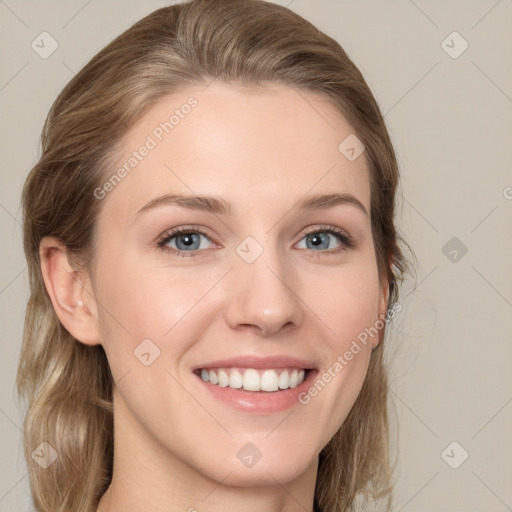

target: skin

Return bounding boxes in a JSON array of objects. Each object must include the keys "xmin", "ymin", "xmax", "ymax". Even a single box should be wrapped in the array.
[{"xmin": 40, "ymin": 82, "xmax": 388, "ymax": 512}]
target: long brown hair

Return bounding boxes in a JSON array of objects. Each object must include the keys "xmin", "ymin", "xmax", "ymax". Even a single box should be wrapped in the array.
[{"xmin": 17, "ymin": 1, "xmax": 407, "ymax": 510}]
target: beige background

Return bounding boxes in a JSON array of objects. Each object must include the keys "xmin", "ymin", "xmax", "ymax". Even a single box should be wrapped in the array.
[{"xmin": 1, "ymin": 1, "xmax": 511, "ymax": 511}]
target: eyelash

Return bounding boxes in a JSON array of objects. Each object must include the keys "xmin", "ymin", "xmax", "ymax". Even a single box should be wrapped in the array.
[{"xmin": 156, "ymin": 224, "xmax": 355, "ymax": 258}]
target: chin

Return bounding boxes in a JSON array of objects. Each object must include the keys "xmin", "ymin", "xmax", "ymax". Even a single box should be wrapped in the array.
[
  {"xmin": 211, "ymin": 460, "xmax": 314, "ymax": 488},
  {"xmin": 196, "ymin": 440, "xmax": 319, "ymax": 488}
]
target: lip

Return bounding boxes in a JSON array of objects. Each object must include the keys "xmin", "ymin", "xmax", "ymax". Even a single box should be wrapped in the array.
[
  {"xmin": 192, "ymin": 355, "xmax": 318, "ymax": 414},
  {"xmin": 193, "ymin": 355, "xmax": 317, "ymax": 371}
]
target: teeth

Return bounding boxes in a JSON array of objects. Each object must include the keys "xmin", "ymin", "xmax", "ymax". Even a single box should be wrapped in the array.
[
  {"xmin": 209, "ymin": 370, "xmax": 218, "ymax": 385},
  {"xmin": 243, "ymin": 369, "xmax": 260, "ymax": 391},
  {"xmin": 278, "ymin": 370, "xmax": 289, "ymax": 389},
  {"xmin": 199, "ymin": 368, "xmax": 307, "ymax": 392},
  {"xmin": 229, "ymin": 369, "xmax": 243, "ymax": 389},
  {"xmin": 261, "ymin": 370, "xmax": 279, "ymax": 392},
  {"xmin": 218, "ymin": 369, "xmax": 229, "ymax": 387},
  {"xmin": 290, "ymin": 369, "xmax": 298, "ymax": 388}
]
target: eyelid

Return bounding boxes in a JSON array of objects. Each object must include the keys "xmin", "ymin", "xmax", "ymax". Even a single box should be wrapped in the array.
[{"xmin": 300, "ymin": 224, "xmax": 353, "ymax": 243}]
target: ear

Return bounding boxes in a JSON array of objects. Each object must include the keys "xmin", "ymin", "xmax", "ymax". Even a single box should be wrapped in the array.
[
  {"xmin": 372, "ymin": 277, "xmax": 391, "ymax": 350},
  {"xmin": 39, "ymin": 236, "xmax": 101, "ymax": 346},
  {"xmin": 379, "ymin": 279, "xmax": 390, "ymax": 318}
]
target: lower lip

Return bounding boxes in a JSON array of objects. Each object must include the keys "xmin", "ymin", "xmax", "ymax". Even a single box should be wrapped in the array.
[{"xmin": 195, "ymin": 370, "xmax": 317, "ymax": 414}]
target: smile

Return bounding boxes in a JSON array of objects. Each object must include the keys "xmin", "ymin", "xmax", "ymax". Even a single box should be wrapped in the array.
[{"xmin": 196, "ymin": 367, "xmax": 307, "ymax": 392}]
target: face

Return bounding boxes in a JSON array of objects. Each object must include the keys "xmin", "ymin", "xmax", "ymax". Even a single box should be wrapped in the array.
[{"xmin": 87, "ymin": 82, "xmax": 387, "ymax": 487}]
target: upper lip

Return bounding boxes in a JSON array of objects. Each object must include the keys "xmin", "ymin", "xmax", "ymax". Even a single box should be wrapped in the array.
[{"xmin": 193, "ymin": 355, "xmax": 317, "ymax": 371}]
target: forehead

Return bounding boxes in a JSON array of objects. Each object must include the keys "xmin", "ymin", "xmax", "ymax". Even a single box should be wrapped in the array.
[{"xmin": 99, "ymin": 81, "xmax": 370, "ymax": 222}]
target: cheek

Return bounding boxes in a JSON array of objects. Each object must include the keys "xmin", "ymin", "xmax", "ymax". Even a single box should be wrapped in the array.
[
  {"xmin": 92, "ymin": 249, "xmax": 221, "ymax": 388},
  {"xmin": 94, "ymin": 252, "xmax": 198, "ymax": 338},
  {"xmin": 296, "ymin": 258, "xmax": 382, "ymax": 441},
  {"xmin": 308, "ymin": 257, "xmax": 382, "ymax": 348}
]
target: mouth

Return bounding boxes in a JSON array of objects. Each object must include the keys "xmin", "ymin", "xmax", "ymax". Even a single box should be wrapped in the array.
[
  {"xmin": 193, "ymin": 367, "xmax": 310, "ymax": 392},
  {"xmin": 192, "ymin": 356, "xmax": 318, "ymax": 413}
]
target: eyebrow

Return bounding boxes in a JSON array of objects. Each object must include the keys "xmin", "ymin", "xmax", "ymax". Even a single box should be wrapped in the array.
[{"xmin": 136, "ymin": 192, "xmax": 368, "ymax": 217}]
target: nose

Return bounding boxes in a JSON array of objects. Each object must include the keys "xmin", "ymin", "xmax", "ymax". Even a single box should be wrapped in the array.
[{"xmin": 223, "ymin": 244, "xmax": 304, "ymax": 338}]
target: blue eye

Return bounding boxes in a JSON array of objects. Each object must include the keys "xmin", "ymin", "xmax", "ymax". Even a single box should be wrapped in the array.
[
  {"xmin": 157, "ymin": 228, "xmax": 214, "ymax": 257},
  {"xmin": 157, "ymin": 225, "xmax": 354, "ymax": 258},
  {"xmin": 296, "ymin": 228, "xmax": 352, "ymax": 251}
]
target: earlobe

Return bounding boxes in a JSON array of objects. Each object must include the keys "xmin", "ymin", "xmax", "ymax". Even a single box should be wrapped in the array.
[{"xmin": 39, "ymin": 236, "xmax": 101, "ymax": 346}]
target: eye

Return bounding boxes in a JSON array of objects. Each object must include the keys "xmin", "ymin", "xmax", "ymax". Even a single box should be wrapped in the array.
[
  {"xmin": 156, "ymin": 224, "xmax": 355, "ymax": 258},
  {"xmin": 157, "ymin": 227, "xmax": 215, "ymax": 257},
  {"xmin": 295, "ymin": 225, "xmax": 354, "ymax": 254}
]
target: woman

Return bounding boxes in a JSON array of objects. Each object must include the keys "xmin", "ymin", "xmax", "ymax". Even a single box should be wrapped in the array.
[{"xmin": 17, "ymin": 0, "xmax": 408, "ymax": 510}]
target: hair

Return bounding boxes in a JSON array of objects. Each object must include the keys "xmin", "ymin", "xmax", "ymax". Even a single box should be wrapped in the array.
[{"xmin": 16, "ymin": 1, "xmax": 408, "ymax": 511}]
